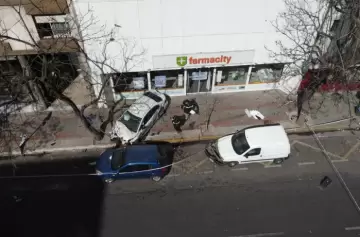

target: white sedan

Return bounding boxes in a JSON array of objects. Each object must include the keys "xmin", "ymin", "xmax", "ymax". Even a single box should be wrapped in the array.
[{"xmin": 110, "ymin": 90, "xmax": 170, "ymax": 144}]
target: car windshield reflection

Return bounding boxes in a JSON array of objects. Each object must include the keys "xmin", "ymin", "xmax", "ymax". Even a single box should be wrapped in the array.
[
  {"xmin": 231, "ymin": 132, "xmax": 250, "ymax": 155},
  {"xmin": 110, "ymin": 149, "xmax": 126, "ymax": 170},
  {"xmin": 120, "ymin": 111, "xmax": 142, "ymax": 132}
]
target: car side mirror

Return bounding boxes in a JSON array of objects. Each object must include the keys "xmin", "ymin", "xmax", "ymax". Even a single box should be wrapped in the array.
[{"xmin": 244, "ymin": 154, "xmax": 249, "ymax": 158}]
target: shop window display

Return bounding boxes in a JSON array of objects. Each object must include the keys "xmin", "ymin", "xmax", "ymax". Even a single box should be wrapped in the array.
[
  {"xmin": 151, "ymin": 69, "xmax": 185, "ymax": 89},
  {"xmin": 249, "ymin": 64, "xmax": 284, "ymax": 84},
  {"xmin": 187, "ymin": 69, "xmax": 212, "ymax": 93},
  {"xmin": 111, "ymin": 72, "xmax": 148, "ymax": 93},
  {"xmin": 215, "ymin": 66, "xmax": 249, "ymax": 86}
]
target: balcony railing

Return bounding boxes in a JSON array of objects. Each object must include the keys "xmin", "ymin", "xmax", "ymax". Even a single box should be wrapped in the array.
[{"xmin": 0, "ymin": 37, "xmax": 81, "ymax": 56}]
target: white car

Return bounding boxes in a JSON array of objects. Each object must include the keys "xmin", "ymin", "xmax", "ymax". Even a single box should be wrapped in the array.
[
  {"xmin": 205, "ymin": 124, "xmax": 291, "ymax": 167},
  {"xmin": 111, "ymin": 90, "xmax": 169, "ymax": 144}
]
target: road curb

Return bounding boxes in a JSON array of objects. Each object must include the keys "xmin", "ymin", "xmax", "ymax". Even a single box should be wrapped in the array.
[
  {"xmin": 0, "ymin": 123, "xmax": 356, "ymax": 159},
  {"xmin": 148, "ymin": 126, "xmax": 357, "ymax": 144}
]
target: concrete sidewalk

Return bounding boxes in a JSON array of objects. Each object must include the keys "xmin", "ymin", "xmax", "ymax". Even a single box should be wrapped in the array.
[
  {"xmin": 146, "ymin": 90, "xmax": 359, "ymax": 142},
  {"xmin": 1, "ymin": 89, "xmax": 358, "ymax": 157}
]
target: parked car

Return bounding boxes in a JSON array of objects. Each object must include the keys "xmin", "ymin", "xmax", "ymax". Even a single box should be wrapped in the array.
[
  {"xmin": 205, "ymin": 124, "xmax": 291, "ymax": 167},
  {"xmin": 111, "ymin": 90, "xmax": 169, "ymax": 144},
  {"xmin": 96, "ymin": 143, "xmax": 173, "ymax": 183}
]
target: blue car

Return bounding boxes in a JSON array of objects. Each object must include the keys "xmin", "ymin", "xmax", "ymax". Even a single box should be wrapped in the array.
[{"xmin": 96, "ymin": 144, "xmax": 173, "ymax": 183}]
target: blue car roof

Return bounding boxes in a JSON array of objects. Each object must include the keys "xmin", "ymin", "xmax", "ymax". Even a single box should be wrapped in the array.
[{"xmin": 124, "ymin": 145, "xmax": 159, "ymax": 164}]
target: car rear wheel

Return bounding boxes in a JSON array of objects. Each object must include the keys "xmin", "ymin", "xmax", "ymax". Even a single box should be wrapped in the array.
[
  {"xmin": 159, "ymin": 107, "xmax": 166, "ymax": 117},
  {"xmin": 273, "ymin": 158, "xmax": 284, "ymax": 164},
  {"xmin": 160, "ymin": 95, "xmax": 171, "ymax": 117},
  {"xmin": 105, "ymin": 178, "xmax": 115, "ymax": 184},
  {"xmin": 228, "ymin": 161, "xmax": 238, "ymax": 167},
  {"xmin": 152, "ymin": 176, "xmax": 162, "ymax": 182}
]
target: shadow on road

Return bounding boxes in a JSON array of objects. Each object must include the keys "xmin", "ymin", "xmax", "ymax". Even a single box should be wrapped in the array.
[{"xmin": 0, "ymin": 158, "xmax": 106, "ymax": 237}]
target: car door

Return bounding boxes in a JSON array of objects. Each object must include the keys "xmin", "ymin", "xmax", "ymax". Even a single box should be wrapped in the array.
[
  {"xmin": 116, "ymin": 165, "xmax": 136, "ymax": 179},
  {"xmin": 118, "ymin": 164, "xmax": 152, "ymax": 179},
  {"xmin": 241, "ymin": 148, "xmax": 263, "ymax": 163},
  {"xmin": 141, "ymin": 105, "xmax": 160, "ymax": 135}
]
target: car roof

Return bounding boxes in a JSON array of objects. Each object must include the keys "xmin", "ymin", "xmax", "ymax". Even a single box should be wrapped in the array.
[
  {"xmin": 124, "ymin": 145, "xmax": 160, "ymax": 164},
  {"xmin": 244, "ymin": 124, "xmax": 289, "ymax": 148},
  {"xmin": 127, "ymin": 93, "xmax": 159, "ymax": 118}
]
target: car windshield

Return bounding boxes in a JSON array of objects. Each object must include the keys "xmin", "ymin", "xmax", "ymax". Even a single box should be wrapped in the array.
[
  {"xmin": 110, "ymin": 149, "xmax": 126, "ymax": 170},
  {"xmin": 231, "ymin": 132, "xmax": 250, "ymax": 155},
  {"xmin": 120, "ymin": 111, "xmax": 142, "ymax": 132}
]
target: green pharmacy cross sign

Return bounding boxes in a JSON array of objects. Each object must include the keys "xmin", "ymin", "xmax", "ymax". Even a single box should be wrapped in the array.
[{"xmin": 176, "ymin": 56, "xmax": 188, "ymax": 67}]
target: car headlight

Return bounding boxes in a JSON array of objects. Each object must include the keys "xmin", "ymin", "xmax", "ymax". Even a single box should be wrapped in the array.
[
  {"xmin": 120, "ymin": 137, "xmax": 129, "ymax": 143},
  {"xmin": 215, "ymin": 143, "xmax": 223, "ymax": 161},
  {"xmin": 96, "ymin": 170, "xmax": 103, "ymax": 175}
]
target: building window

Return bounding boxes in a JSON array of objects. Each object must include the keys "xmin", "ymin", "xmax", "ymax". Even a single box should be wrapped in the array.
[
  {"xmin": 36, "ymin": 22, "xmax": 70, "ymax": 38},
  {"xmin": 215, "ymin": 66, "xmax": 249, "ymax": 86},
  {"xmin": 34, "ymin": 15, "xmax": 71, "ymax": 38},
  {"xmin": 249, "ymin": 64, "xmax": 284, "ymax": 84},
  {"xmin": 151, "ymin": 69, "xmax": 185, "ymax": 90},
  {"xmin": 330, "ymin": 19, "xmax": 340, "ymax": 32},
  {"xmin": 51, "ymin": 22, "xmax": 70, "ymax": 35},
  {"xmin": 112, "ymin": 72, "xmax": 148, "ymax": 93}
]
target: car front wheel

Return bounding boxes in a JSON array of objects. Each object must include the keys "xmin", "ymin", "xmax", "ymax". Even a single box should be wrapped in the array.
[
  {"xmin": 273, "ymin": 158, "xmax": 284, "ymax": 164},
  {"xmin": 228, "ymin": 161, "xmax": 238, "ymax": 167},
  {"xmin": 105, "ymin": 178, "xmax": 115, "ymax": 184},
  {"xmin": 152, "ymin": 176, "xmax": 162, "ymax": 182}
]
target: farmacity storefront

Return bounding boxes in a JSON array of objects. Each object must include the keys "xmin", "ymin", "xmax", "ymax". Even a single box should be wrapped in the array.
[{"xmin": 76, "ymin": 0, "xmax": 289, "ymax": 101}]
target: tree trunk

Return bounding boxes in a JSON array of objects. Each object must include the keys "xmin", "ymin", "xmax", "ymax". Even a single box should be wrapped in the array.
[
  {"xmin": 43, "ymin": 80, "xmax": 105, "ymax": 140},
  {"xmin": 58, "ymin": 93, "xmax": 104, "ymax": 140}
]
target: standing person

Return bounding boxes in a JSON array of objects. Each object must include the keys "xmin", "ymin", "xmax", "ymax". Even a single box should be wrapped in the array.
[{"xmin": 171, "ymin": 115, "xmax": 186, "ymax": 133}]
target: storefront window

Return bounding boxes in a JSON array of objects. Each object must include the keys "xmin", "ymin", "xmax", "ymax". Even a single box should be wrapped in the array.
[
  {"xmin": 111, "ymin": 72, "xmax": 148, "ymax": 93},
  {"xmin": 151, "ymin": 69, "xmax": 185, "ymax": 90},
  {"xmin": 215, "ymin": 66, "xmax": 249, "ymax": 86},
  {"xmin": 249, "ymin": 64, "xmax": 284, "ymax": 84},
  {"xmin": 187, "ymin": 69, "xmax": 212, "ymax": 93}
]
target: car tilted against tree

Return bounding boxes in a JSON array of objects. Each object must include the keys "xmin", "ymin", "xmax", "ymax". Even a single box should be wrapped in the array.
[{"xmin": 110, "ymin": 90, "xmax": 170, "ymax": 144}]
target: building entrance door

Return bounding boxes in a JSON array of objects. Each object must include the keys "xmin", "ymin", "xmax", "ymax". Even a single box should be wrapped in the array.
[{"xmin": 187, "ymin": 69, "xmax": 212, "ymax": 93}]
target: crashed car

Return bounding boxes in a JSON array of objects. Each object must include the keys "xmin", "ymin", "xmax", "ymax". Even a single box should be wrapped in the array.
[{"xmin": 110, "ymin": 90, "xmax": 169, "ymax": 144}]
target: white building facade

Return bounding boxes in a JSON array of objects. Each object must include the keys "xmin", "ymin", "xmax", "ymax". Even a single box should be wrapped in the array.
[{"xmin": 75, "ymin": 0, "xmax": 292, "ymax": 100}]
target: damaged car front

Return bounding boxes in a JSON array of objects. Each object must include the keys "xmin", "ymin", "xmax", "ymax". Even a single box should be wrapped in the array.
[
  {"xmin": 110, "ymin": 111, "xmax": 142, "ymax": 144},
  {"xmin": 205, "ymin": 140, "xmax": 225, "ymax": 165}
]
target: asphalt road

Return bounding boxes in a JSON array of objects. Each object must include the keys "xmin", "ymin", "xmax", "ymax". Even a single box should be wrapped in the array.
[
  {"xmin": 101, "ymin": 132, "xmax": 360, "ymax": 237},
  {"xmin": 103, "ymin": 176, "xmax": 360, "ymax": 237},
  {"xmin": 1, "ymin": 132, "xmax": 360, "ymax": 237}
]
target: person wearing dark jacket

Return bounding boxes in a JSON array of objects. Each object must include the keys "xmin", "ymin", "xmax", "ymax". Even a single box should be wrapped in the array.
[
  {"xmin": 171, "ymin": 115, "xmax": 186, "ymax": 133},
  {"xmin": 181, "ymin": 99, "xmax": 199, "ymax": 118}
]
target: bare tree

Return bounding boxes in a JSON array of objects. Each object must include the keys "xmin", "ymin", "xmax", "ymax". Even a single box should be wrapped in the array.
[
  {"xmin": 0, "ymin": 0, "xmax": 146, "ymax": 154},
  {"xmin": 269, "ymin": 0, "xmax": 360, "ymax": 122}
]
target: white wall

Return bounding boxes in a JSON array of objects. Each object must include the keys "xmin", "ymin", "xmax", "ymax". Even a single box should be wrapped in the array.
[
  {"xmin": 0, "ymin": 6, "xmax": 40, "ymax": 50},
  {"xmin": 75, "ymin": 0, "xmax": 290, "ymax": 73}
]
